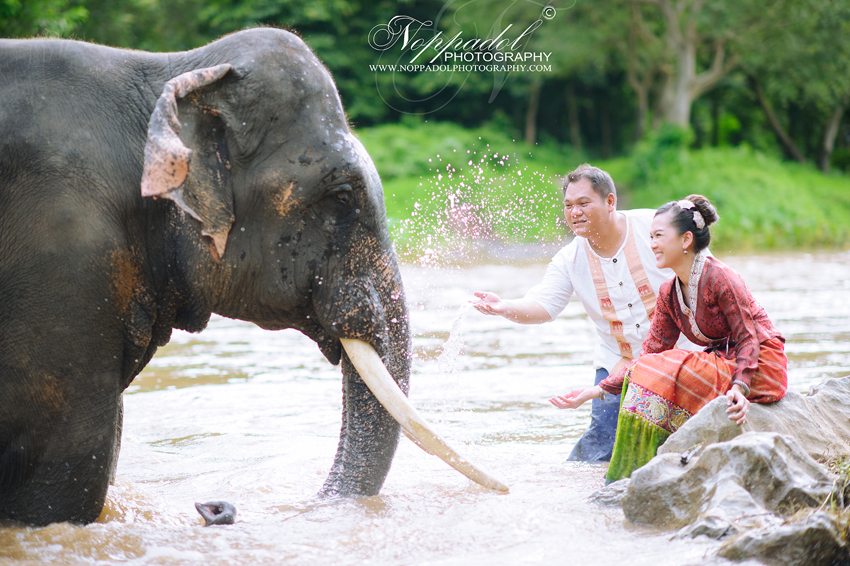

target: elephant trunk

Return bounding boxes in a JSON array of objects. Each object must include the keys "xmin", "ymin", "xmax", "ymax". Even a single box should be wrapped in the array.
[
  {"xmin": 319, "ymin": 354, "xmax": 403, "ymax": 496},
  {"xmin": 318, "ymin": 262, "xmax": 411, "ymax": 497},
  {"xmin": 317, "ymin": 252, "xmax": 508, "ymax": 496}
]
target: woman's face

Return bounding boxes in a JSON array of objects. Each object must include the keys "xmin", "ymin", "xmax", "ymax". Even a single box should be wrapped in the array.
[{"xmin": 650, "ymin": 210, "xmax": 690, "ymax": 270}]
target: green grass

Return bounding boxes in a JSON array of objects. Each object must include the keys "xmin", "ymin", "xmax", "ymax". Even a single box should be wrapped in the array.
[
  {"xmin": 620, "ymin": 146, "xmax": 850, "ymax": 252},
  {"xmin": 354, "ymin": 119, "xmax": 850, "ymax": 259}
]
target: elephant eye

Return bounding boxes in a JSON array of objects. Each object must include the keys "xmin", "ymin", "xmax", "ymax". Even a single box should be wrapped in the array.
[{"xmin": 329, "ymin": 185, "xmax": 354, "ymax": 207}]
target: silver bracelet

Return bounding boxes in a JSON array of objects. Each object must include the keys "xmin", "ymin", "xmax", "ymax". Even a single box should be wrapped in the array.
[{"xmin": 731, "ymin": 380, "xmax": 750, "ymax": 397}]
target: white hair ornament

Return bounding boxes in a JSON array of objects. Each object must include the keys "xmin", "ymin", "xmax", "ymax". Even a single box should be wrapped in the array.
[{"xmin": 677, "ymin": 199, "xmax": 705, "ymax": 229}]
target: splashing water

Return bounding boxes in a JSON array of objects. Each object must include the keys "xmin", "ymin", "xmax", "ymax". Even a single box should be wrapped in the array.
[
  {"xmin": 436, "ymin": 303, "xmax": 473, "ymax": 374},
  {"xmin": 392, "ymin": 140, "xmax": 569, "ymax": 267}
]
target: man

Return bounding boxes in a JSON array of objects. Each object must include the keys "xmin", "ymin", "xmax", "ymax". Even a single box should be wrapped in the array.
[{"xmin": 472, "ymin": 163, "xmax": 697, "ymax": 461}]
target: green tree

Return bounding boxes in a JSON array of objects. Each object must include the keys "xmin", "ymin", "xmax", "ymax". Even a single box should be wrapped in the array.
[
  {"xmin": 740, "ymin": 0, "xmax": 850, "ymax": 172},
  {"xmin": 188, "ymin": 0, "xmax": 450, "ymax": 124},
  {"xmin": 613, "ymin": 0, "xmax": 752, "ymax": 128},
  {"xmin": 445, "ymin": 0, "xmax": 610, "ymax": 145},
  {"xmin": 0, "ymin": 0, "xmax": 86, "ymax": 37}
]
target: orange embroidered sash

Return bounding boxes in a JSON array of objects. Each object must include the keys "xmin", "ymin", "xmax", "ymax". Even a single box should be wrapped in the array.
[{"xmin": 584, "ymin": 217, "xmax": 656, "ymax": 359}]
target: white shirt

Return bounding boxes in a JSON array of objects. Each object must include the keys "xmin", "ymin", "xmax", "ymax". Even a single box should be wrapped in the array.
[{"xmin": 525, "ymin": 209, "xmax": 698, "ymax": 372}]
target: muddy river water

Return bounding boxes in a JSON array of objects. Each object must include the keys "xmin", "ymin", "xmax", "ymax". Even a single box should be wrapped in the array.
[{"xmin": 2, "ymin": 251, "xmax": 849, "ymax": 565}]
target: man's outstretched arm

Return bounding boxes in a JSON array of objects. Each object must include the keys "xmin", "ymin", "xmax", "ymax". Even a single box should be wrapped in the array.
[{"xmin": 471, "ymin": 292, "xmax": 552, "ymax": 324}]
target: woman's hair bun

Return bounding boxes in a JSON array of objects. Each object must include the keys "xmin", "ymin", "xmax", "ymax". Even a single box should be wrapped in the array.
[{"xmin": 684, "ymin": 194, "xmax": 719, "ymax": 227}]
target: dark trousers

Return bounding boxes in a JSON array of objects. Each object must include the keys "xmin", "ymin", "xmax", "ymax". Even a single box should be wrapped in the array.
[{"xmin": 567, "ymin": 367, "xmax": 621, "ymax": 462}]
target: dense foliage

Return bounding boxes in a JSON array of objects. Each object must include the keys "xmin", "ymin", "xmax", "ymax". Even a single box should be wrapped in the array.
[
  {"xmin": 359, "ymin": 120, "xmax": 850, "ymax": 259},
  {"xmin": 4, "ymin": 0, "xmax": 849, "ymax": 255},
  {"xmin": 2, "ymin": 0, "xmax": 848, "ymax": 172}
]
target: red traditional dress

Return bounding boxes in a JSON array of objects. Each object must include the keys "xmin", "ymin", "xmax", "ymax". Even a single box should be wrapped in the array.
[{"xmin": 598, "ymin": 251, "xmax": 788, "ymax": 482}]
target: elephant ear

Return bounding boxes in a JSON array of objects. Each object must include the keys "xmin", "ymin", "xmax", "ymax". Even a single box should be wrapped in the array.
[{"xmin": 141, "ymin": 64, "xmax": 236, "ymax": 262}]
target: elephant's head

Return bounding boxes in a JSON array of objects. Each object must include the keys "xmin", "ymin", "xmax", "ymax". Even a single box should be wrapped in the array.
[{"xmin": 140, "ymin": 28, "xmax": 506, "ymax": 496}]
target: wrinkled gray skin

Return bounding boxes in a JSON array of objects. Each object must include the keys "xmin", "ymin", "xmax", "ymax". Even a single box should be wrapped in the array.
[
  {"xmin": 0, "ymin": 28, "xmax": 410, "ymax": 526},
  {"xmin": 195, "ymin": 501, "xmax": 237, "ymax": 526}
]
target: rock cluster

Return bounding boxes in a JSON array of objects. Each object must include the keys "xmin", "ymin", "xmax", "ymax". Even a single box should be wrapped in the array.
[
  {"xmin": 590, "ymin": 377, "xmax": 850, "ymax": 566},
  {"xmin": 717, "ymin": 512, "xmax": 849, "ymax": 566},
  {"xmin": 622, "ymin": 432, "xmax": 833, "ymax": 535},
  {"xmin": 658, "ymin": 377, "xmax": 850, "ymax": 462}
]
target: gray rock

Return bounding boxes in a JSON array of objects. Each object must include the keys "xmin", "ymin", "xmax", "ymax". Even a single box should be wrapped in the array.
[
  {"xmin": 590, "ymin": 478, "xmax": 631, "ymax": 506},
  {"xmin": 678, "ymin": 514, "xmax": 739, "ymax": 540},
  {"xmin": 717, "ymin": 511, "xmax": 850, "ymax": 566},
  {"xmin": 695, "ymin": 557, "xmax": 769, "ymax": 566},
  {"xmin": 622, "ymin": 433, "xmax": 834, "ymax": 532},
  {"xmin": 659, "ymin": 377, "xmax": 850, "ymax": 463},
  {"xmin": 673, "ymin": 481, "xmax": 786, "ymax": 541}
]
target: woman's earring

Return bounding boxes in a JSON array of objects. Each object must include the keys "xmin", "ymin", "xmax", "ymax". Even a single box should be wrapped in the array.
[{"xmin": 683, "ymin": 250, "xmax": 688, "ymax": 254}]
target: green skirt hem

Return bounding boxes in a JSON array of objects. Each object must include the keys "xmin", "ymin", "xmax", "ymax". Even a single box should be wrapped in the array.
[{"xmin": 605, "ymin": 377, "xmax": 672, "ymax": 483}]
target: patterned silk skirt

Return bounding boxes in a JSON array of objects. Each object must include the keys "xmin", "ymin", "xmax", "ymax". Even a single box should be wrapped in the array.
[{"xmin": 605, "ymin": 338, "xmax": 787, "ymax": 483}]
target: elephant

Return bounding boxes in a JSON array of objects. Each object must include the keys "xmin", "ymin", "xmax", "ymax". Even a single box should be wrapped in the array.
[{"xmin": 0, "ymin": 27, "xmax": 505, "ymax": 527}]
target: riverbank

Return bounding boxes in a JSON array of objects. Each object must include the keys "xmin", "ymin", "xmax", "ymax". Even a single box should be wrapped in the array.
[{"xmin": 357, "ymin": 120, "xmax": 850, "ymax": 258}]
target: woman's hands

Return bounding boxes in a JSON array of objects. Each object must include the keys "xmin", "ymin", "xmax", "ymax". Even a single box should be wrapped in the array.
[
  {"xmin": 726, "ymin": 384, "xmax": 749, "ymax": 425},
  {"xmin": 549, "ymin": 386, "xmax": 603, "ymax": 409}
]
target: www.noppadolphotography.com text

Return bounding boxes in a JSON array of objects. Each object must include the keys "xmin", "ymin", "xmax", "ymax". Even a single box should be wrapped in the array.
[{"xmin": 366, "ymin": 2, "xmax": 567, "ymax": 115}]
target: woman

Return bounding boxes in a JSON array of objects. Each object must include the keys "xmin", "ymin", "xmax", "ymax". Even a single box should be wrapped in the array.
[{"xmin": 549, "ymin": 195, "xmax": 788, "ymax": 482}]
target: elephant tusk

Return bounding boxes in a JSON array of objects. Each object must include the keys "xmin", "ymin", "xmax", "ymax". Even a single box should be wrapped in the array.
[{"xmin": 340, "ymin": 338, "xmax": 510, "ymax": 493}]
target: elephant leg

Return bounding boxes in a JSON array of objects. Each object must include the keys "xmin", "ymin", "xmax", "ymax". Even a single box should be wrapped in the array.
[
  {"xmin": 0, "ymin": 380, "xmax": 121, "ymax": 526},
  {"xmin": 320, "ymin": 357, "xmax": 401, "ymax": 497}
]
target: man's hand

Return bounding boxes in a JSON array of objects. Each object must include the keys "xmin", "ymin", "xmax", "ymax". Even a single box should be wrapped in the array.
[
  {"xmin": 470, "ymin": 293, "xmax": 552, "ymax": 324},
  {"xmin": 471, "ymin": 291, "xmax": 507, "ymax": 316},
  {"xmin": 725, "ymin": 384, "xmax": 749, "ymax": 425},
  {"xmin": 549, "ymin": 386, "xmax": 603, "ymax": 409}
]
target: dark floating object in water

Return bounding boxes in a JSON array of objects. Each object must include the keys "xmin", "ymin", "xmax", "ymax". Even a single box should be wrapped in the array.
[{"xmin": 195, "ymin": 501, "xmax": 237, "ymax": 526}]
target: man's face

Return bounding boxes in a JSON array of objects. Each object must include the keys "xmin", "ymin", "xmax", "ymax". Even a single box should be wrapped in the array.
[{"xmin": 563, "ymin": 178, "xmax": 613, "ymax": 238}]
